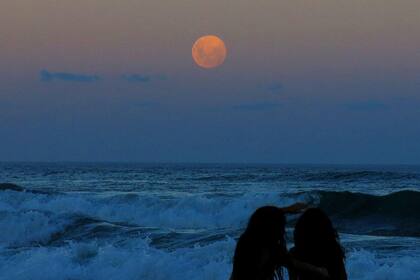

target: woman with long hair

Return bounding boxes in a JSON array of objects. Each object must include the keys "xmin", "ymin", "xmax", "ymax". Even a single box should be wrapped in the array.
[
  {"xmin": 230, "ymin": 206, "xmax": 288, "ymax": 280},
  {"xmin": 290, "ymin": 207, "xmax": 347, "ymax": 280},
  {"xmin": 230, "ymin": 203, "xmax": 328, "ymax": 280}
]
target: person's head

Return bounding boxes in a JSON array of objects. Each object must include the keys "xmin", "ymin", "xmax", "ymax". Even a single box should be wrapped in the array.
[
  {"xmin": 231, "ymin": 206, "xmax": 287, "ymax": 280},
  {"xmin": 245, "ymin": 205, "xmax": 286, "ymax": 244},
  {"xmin": 293, "ymin": 208, "xmax": 345, "ymax": 262}
]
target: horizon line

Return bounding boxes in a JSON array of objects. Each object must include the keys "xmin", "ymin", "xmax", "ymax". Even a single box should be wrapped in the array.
[{"xmin": 1, "ymin": 160, "xmax": 419, "ymax": 167}]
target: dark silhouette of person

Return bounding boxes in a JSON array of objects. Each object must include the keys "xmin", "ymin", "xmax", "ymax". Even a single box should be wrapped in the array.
[
  {"xmin": 289, "ymin": 208, "xmax": 347, "ymax": 280},
  {"xmin": 230, "ymin": 204, "xmax": 329, "ymax": 280},
  {"xmin": 230, "ymin": 206, "xmax": 288, "ymax": 280}
]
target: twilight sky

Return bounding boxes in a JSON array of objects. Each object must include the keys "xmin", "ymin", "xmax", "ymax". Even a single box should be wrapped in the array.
[{"xmin": 1, "ymin": 0, "xmax": 420, "ymax": 164}]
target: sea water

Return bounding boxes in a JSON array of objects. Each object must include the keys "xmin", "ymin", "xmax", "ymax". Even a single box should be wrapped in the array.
[{"xmin": 0, "ymin": 163, "xmax": 419, "ymax": 280}]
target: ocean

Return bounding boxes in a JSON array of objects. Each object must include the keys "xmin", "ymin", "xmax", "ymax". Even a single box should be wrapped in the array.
[{"xmin": 0, "ymin": 163, "xmax": 419, "ymax": 280}]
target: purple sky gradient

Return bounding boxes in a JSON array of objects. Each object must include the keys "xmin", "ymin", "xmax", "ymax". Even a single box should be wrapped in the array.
[{"xmin": 1, "ymin": 0, "xmax": 420, "ymax": 163}]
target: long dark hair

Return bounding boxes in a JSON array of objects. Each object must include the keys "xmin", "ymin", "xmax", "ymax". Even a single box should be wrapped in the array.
[
  {"xmin": 231, "ymin": 206, "xmax": 287, "ymax": 280},
  {"xmin": 293, "ymin": 208, "xmax": 345, "ymax": 277}
]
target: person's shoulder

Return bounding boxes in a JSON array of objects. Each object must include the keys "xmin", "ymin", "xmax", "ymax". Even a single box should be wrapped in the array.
[{"xmin": 289, "ymin": 246, "xmax": 297, "ymax": 255}]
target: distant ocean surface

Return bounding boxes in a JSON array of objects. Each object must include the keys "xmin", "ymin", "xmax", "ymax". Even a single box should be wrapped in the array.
[{"xmin": 0, "ymin": 163, "xmax": 420, "ymax": 280}]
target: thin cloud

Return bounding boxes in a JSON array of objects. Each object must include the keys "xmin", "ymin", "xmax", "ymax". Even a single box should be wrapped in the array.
[
  {"xmin": 40, "ymin": 70, "xmax": 100, "ymax": 82},
  {"xmin": 343, "ymin": 100, "xmax": 388, "ymax": 111},
  {"xmin": 257, "ymin": 82, "xmax": 284, "ymax": 95},
  {"xmin": 137, "ymin": 101, "xmax": 159, "ymax": 108},
  {"xmin": 122, "ymin": 74, "xmax": 151, "ymax": 83},
  {"xmin": 232, "ymin": 102, "xmax": 281, "ymax": 111},
  {"xmin": 121, "ymin": 73, "xmax": 168, "ymax": 83},
  {"xmin": 266, "ymin": 82, "xmax": 284, "ymax": 95}
]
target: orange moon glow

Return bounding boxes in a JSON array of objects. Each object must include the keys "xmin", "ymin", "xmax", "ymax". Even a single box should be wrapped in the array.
[{"xmin": 192, "ymin": 35, "xmax": 227, "ymax": 69}]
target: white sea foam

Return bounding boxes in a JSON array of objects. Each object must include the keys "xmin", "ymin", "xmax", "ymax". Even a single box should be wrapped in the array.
[
  {"xmin": 0, "ymin": 190, "xmax": 301, "ymax": 246},
  {"xmin": 0, "ymin": 237, "xmax": 235, "ymax": 280},
  {"xmin": 0, "ymin": 237, "xmax": 419, "ymax": 280},
  {"xmin": 1, "ymin": 189, "xmax": 419, "ymax": 279},
  {"xmin": 0, "ymin": 210, "xmax": 68, "ymax": 247},
  {"xmin": 346, "ymin": 250, "xmax": 420, "ymax": 280}
]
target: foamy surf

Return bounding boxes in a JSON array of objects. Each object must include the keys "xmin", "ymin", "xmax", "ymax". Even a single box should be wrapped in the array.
[
  {"xmin": 1, "ymin": 237, "xmax": 419, "ymax": 280},
  {"xmin": 1, "ymin": 163, "xmax": 420, "ymax": 279}
]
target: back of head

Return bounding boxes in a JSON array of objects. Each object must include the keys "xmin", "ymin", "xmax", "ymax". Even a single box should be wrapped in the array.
[
  {"xmin": 246, "ymin": 206, "xmax": 286, "ymax": 244},
  {"xmin": 293, "ymin": 208, "xmax": 345, "ymax": 264},
  {"xmin": 231, "ymin": 206, "xmax": 286, "ymax": 280}
]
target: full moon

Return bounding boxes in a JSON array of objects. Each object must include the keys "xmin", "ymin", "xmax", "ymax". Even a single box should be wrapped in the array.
[{"xmin": 192, "ymin": 35, "xmax": 227, "ymax": 69}]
